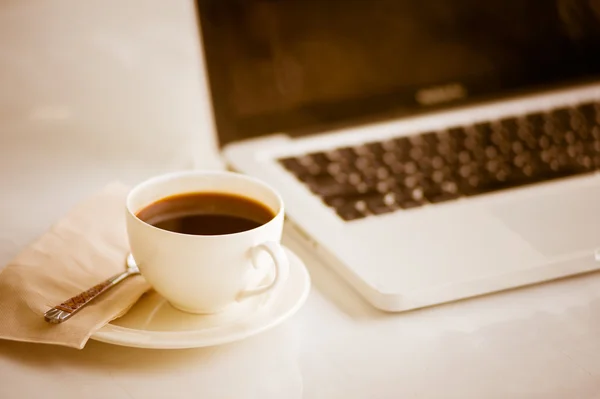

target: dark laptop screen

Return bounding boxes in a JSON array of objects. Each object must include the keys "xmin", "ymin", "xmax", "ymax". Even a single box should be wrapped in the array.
[{"xmin": 196, "ymin": 0, "xmax": 600, "ymax": 146}]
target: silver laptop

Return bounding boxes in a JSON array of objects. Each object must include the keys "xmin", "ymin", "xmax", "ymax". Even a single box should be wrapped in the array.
[{"xmin": 195, "ymin": 0, "xmax": 600, "ymax": 311}]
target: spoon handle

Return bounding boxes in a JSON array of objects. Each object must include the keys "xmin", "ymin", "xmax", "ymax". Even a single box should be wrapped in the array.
[{"xmin": 44, "ymin": 270, "xmax": 137, "ymax": 324}]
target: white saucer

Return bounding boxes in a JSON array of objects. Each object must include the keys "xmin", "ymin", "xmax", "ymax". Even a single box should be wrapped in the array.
[{"xmin": 91, "ymin": 247, "xmax": 310, "ymax": 349}]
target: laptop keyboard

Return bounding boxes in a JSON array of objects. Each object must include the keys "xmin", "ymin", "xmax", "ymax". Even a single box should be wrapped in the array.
[{"xmin": 278, "ymin": 101, "xmax": 600, "ymax": 221}]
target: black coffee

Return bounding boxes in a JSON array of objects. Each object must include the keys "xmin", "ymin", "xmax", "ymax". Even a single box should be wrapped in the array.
[{"xmin": 136, "ymin": 192, "xmax": 275, "ymax": 235}]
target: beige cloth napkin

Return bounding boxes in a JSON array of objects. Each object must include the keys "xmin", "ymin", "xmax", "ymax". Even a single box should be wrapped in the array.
[{"xmin": 0, "ymin": 182, "xmax": 151, "ymax": 349}]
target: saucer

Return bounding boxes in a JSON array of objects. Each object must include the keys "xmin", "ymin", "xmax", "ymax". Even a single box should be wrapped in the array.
[{"xmin": 91, "ymin": 247, "xmax": 311, "ymax": 349}]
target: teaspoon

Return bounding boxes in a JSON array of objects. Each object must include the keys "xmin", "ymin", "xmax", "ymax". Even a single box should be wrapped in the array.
[{"xmin": 44, "ymin": 254, "xmax": 140, "ymax": 324}]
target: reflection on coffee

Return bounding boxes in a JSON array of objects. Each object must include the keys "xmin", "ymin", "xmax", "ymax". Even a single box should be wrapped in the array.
[{"xmin": 136, "ymin": 192, "xmax": 275, "ymax": 235}]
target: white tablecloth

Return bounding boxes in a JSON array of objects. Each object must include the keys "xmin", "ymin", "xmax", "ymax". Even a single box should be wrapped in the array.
[{"xmin": 1, "ymin": 2, "xmax": 600, "ymax": 398}]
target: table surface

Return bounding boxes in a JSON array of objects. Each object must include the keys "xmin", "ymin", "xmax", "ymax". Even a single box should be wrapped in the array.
[{"xmin": 2, "ymin": 1, "xmax": 600, "ymax": 398}]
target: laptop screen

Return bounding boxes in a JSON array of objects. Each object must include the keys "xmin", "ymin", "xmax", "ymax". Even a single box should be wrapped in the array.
[{"xmin": 196, "ymin": 0, "xmax": 600, "ymax": 146}]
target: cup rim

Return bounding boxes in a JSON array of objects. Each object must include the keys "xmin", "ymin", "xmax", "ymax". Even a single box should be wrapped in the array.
[{"xmin": 126, "ymin": 170, "xmax": 284, "ymax": 238}]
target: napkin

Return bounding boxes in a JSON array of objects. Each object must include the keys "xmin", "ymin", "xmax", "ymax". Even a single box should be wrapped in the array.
[{"xmin": 0, "ymin": 182, "xmax": 151, "ymax": 349}]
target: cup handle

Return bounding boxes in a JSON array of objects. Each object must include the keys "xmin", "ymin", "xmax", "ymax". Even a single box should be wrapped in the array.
[{"xmin": 237, "ymin": 241, "xmax": 290, "ymax": 301}]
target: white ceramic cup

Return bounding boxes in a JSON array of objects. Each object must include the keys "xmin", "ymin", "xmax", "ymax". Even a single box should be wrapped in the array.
[{"xmin": 125, "ymin": 171, "xmax": 289, "ymax": 314}]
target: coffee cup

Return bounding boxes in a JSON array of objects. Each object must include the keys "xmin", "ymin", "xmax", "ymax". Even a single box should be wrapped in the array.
[{"xmin": 125, "ymin": 170, "xmax": 289, "ymax": 314}]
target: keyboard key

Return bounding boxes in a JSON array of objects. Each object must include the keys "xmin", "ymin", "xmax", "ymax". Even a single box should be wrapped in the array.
[
  {"xmin": 473, "ymin": 122, "xmax": 493, "ymax": 141},
  {"xmin": 307, "ymin": 176, "xmax": 356, "ymax": 198},
  {"xmin": 577, "ymin": 102, "xmax": 599, "ymax": 125},
  {"xmin": 309, "ymin": 152, "xmax": 331, "ymax": 167},
  {"xmin": 365, "ymin": 195, "xmax": 394, "ymax": 215},
  {"xmin": 447, "ymin": 127, "xmax": 466, "ymax": 148},
  {"xmin": 525, "ymin": 112, "xmax": 546, "ymax": 131},
  {"xmin": 550, "ymin": 108, "xmax": 570, "ymax": 131},
  {"xmin": 358, "ymin": 142, "xmax": 385, "ymax": 158},
  {"xmin": 334, "ymin": 147, "xmax": 358, "ymax": 164},
  {"xmin": 335, "ymin": 202, "xmax": 364, "ymax": 221},
  {"xmin": 499, "ymin": 117, "xmax": 519, "ymax": 136},
  {"xmin": 279, "ymin": 157, "xmax": 311, "ymax": 180},
  {"xmin": 394, "ymin": 190, "xmax": 426, "ymax": 209},
  {"xmin": 423, "ymin": 179, "xmax": 460, "ymax": 203},
  {"xmin": 392, "ymin": 136, "xmax": 411, "ymax": 157}
]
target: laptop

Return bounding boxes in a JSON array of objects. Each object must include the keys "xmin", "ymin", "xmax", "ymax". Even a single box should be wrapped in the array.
[{"xmin": 194, "ymin": 0, "xmax": 600, "ymax": 311}]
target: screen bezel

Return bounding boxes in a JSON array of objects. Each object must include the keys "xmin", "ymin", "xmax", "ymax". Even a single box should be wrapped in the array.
[{"xmin": 194, "ymin": 0, "xmax": 600, "ymax": 148}]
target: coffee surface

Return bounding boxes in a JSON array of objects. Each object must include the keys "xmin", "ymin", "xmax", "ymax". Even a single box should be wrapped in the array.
[{"xmin": 136, "ymin": 192, "xmax": 275, "ymax": 235}]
